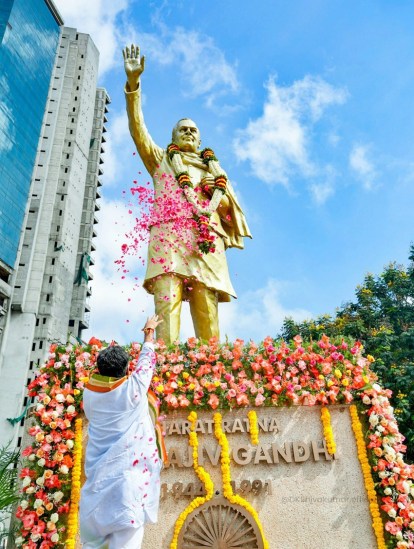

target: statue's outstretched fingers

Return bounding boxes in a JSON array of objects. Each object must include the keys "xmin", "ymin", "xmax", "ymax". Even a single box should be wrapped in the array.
[
  {"xmin": 131, "ymin": 44, "xmax": 135, "ymax": 57},
  {"xmin": 125, "ymin": 45, "xmax": 130, "ymax": 58},
  {"xmin": 141, "ymin": 55, "xmax": 145, "ymax": 70}
]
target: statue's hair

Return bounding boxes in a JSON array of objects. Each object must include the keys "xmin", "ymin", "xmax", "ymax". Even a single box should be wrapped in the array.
[
  {"xmin": 97, "ymin": 345, "xmax": 129, "ymax": 378},
  {"xmin": 172, "ymin": 118, "xmax": 199, "ymax": 141}
]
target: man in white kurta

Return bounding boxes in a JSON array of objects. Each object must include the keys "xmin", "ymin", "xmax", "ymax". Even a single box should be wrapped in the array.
[{"xmin": 80, "ymin": 317, "xmax": 162, "ymax": 549}]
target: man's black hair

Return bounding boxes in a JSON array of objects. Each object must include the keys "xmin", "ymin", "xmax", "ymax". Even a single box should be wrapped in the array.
[{"xmin": 97, "ymin": 345, "xmax": 129, "ymax": 378}]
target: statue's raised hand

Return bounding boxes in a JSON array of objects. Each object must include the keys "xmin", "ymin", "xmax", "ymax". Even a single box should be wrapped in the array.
[{"xmin": 123, "ymin": 44, "xmax": 145, "ymax": 92}]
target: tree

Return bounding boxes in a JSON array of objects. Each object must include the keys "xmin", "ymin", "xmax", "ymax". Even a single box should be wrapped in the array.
[
  {"xmin": 281, "ymin": 245, "xmax": 414, "ymax": 462},
  {"xmin": 0, "ymin": 443, "xmax": 20, "ymax": 544}
]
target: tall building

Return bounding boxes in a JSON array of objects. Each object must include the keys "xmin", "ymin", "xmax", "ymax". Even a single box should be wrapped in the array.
[
  {"xmin": 0, "ymin": 0, "xmax": 61, "ymax": 327},
  {"xmin": 0, "ymin": 7, "xmax": 109, "ymax": 448}
]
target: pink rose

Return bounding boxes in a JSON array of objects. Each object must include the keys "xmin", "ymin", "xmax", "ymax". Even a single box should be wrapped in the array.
[
  {"xmin": 208, "ymin": 394, "xmax": 219, "ymax": 410},
  {"xmin": 255, "ymin": 394, "xmax": 265, "ymax": 406}
]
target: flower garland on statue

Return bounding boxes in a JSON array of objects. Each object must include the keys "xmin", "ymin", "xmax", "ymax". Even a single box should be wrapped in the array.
[
  {"xmin": 65, "ymin": 417, "xmax": 83, "ymax": 549},
  {"xmin": 170, "ymin": 411, "xmax": 214, "ymax": 549},
  {"xmin": 350, "ymin": 405, "xmax": 387, "ymax": 549},
  {"xmin": 167, "ymin": 144, "xmax": 228, "ymax": 254},
  {"xmin": 320, "ymin": 407, "xmax": 336, "ymax": 455},
  {"xmin": 248, "ymin": 410, "xmax": 259, "ymax": 446},
  {"xmin": 213, "ymin": 412, "xmax": 270, "ymax": 549}
]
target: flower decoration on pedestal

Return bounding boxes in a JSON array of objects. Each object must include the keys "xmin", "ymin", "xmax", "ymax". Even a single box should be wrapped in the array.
[{"xmin": 14, "ymin": 334, "xmax": 414, "ymax": 548}]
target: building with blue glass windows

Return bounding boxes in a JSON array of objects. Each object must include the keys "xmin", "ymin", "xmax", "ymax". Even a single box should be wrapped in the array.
[
  {"xmin": 0, "ymin": 1, "xmax": 109, "ymax": 450},
  {"xmin": 0, "ymin": 0, "xmax": 61, "ymax": 275}
]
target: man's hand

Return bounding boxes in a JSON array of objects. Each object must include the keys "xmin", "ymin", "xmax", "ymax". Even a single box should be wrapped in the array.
[
  {"xmin": 142, "ymin": 315, "xmax": 163, "ymax": 342},
  {"xmin": 123, "ymin": 44, "xmax": 145, "ymax": 92}
]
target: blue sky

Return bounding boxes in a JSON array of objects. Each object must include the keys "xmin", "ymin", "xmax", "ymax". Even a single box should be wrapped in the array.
[{"xmin": 55, "ymin": 0, "xmax": 414, "ymax": 343}]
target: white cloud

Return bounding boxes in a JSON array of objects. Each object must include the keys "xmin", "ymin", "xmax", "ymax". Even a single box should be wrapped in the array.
[
  {"xmin": 84, "ymin": 197, "xmax": 150, "ymax": 343},
  {"xmin": 349, "ymin": 144, "xmax": 377, "ymax": 189},
  {"xmin": 309, "ymin": 182, "xmax": 334, "ymax": 205},
  {"xmin": 309, "ymin": 165, "xmax": 337, "ymax": 205},
  {"xmin": 54, "ymin": 0, "xmax": 129, "ymax": 76},
  {"xmin": 233, "ymin": 76, "xmax": 347, "ymax": 189},
  {"xmin": 217, "ymin": 279, "xmax": 312, "ymax": 341},
  {"xmin": 136, "ymin": 25, "xmax": 239, "ymax": 106},
  {"xmin": 54, "ymin": 1, "xmax": 238, "ymax": 100}
]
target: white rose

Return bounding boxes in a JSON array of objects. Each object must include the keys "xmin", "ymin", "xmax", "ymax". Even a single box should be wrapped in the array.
[
  {"xmin": 51, "ymin": 411, "xmax": 59, "ymax": 419},
  {"xmin": 400, "ymin": 481, "xmax": 410, "ymax": 494},
  {"xmin": 372, "ymin": 383, "xmax": 381, "ymax": 392},
  {"xmin": 362, "ymin": 395, "xmax": 371, "ymax": 405},
  {"xmin": 398, "ymin": 502, "xmax": 406, "ymax": 509},
  {"xmin": 37, "ymin": 458, "xmax": 45, "ymax": 467},
  {"xmin": 66, "ymin": 405, "xmax": 75, "ymax": 414},
  {"xmin": 28, "ymin": 454, "xmax": 36, "ymax": 461},
  {"xmin": 55, "ymin": 393, "xmax": 65, "ymax": 403},
  {"xmin": 51, "ymin": 533, "xmax": 59, "ymax": 543},
  {"xmin": 378, "ymin": 472, "xmax": 388, "ymax": 479},
  {"xmin": 59, "ymin": 465, "xmax": 69, "ymax": 475},
  {"xmin": 31, "ymin": 534, "xmax": 41, "ymax": 542},
  {"xmin": 50, "ymin": 513, "xmax": 59, "ymax": 523},
  {"xmin": 26, "ymin": 486, "xmax": 35, "ymax": 494},
  {"xmin": 388, "ymin": 508, "xmax": 397, "ymax": 518},
  {"xmin": 66, "ymin": 440, "xmax": 74, "ymax": 449},
  {"xmin": 34, "ymin": 498, "xmax": 43, "ymax": 509},
  {"xmin": 36, "ymin": 404, "xmax": 45, "ymax": 411},
  {"xmin": 36, "ymin": 476, "xmax": 45, "ymax": 486},
  {"xmin": 20, "ymin": 500, "xmax": 28, "ymax": 510},
  {"xmin": 393, "ymin": 467, "xmax": 401, "ymax": 474},
  {"xmin": 384, "ymin": 487, "xmax": 392, "ymax": 495},
  {"xmin": 396, "ymin": 531, "xmax": 403, "ymax": 541},
  {"xmin": 15, "ymin": 537, "xmax": 24, "ymax": 545},
  {"xmin": 22, "ymin": 476, "xmax": 31, "ymax": 488},
  {"xmin": 376, "ymin": 426, "xmax": 385, "ymax": 433},
  {"xmin": 53, "ymin": 491, "xmax": 64, "ymax": 502},
  {"xmin": 369, "ymin": 414, "xmax": 379, "ymax": 426}
]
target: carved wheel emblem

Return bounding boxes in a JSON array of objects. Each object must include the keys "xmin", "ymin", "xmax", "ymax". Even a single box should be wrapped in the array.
[{"xmin": 177, "ymin": 497, "xmax": 264, "ymax": 549}]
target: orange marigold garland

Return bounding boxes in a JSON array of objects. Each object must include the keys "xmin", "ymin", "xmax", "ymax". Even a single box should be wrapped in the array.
[
  {"xmin": 350, "ymin": 405, "xmax": 387, "ymax": 549},
  {"xmin": 213, "ymin": 412, "xmax": 269, "ymax": 549},
  {"xmin": 169, "ymin": 411, "xmax": 214, "ymax": 549},
  {"xmin": 65, "ymin": 417, "xmax": 83, "ymax": 549}
]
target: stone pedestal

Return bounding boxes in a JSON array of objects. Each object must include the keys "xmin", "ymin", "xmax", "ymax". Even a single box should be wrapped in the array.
[{"xmin": 142, "ymin": 405, "xmax": 377, "ymax": 549}]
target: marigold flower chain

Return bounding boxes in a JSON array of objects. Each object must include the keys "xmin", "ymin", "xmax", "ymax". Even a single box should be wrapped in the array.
[
  {"xmin": 167, "ymin": 142, "xmax": 227, "ymax": 254},
  {"xmin": 248, "ymin": 410, "xmax": 259, "ymax": 445},
  {"xmin": 213, "ymin": 412, "xmax": 269, "ymax": 549},
  {"xmin": 170, "ymin": 411, "xmax": 214, "ymax": 549},
  {"xmin": 320, "ymin": 406, "xmax": 336, "ymax": 455},
  {"xmin": 65, "ymin": 417, "xmax": 83, "ymax": 549},
  {"xmin": 350, "ymin": 405, "xmax": 387, "ymax": 549}
]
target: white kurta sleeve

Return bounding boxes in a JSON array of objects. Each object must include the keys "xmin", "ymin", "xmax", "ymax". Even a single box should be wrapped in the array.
[{"xmin": 133, "ymin": 342, "xmax": 156, "ymax": 392}]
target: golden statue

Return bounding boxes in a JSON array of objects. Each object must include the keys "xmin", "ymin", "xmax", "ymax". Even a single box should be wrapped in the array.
[{"xmin": 123, "ymin": 44, "xmax": 251, "ymax": 344}]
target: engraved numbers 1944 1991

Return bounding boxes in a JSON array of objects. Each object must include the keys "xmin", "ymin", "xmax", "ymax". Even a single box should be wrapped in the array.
[{"xmin": 160, "ymin": 479, "xmax": 273, "ymax": 500}]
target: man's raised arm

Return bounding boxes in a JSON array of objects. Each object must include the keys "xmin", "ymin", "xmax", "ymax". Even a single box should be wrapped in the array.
[{"xmin": 123, "ymin": 44, "xmax": 163, "ymax": 176}]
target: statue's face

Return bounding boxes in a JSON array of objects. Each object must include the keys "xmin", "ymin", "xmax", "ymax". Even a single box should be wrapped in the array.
[{"xmin": 173, "ymin": 119, "xmax": 200, "ymax": 152}]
